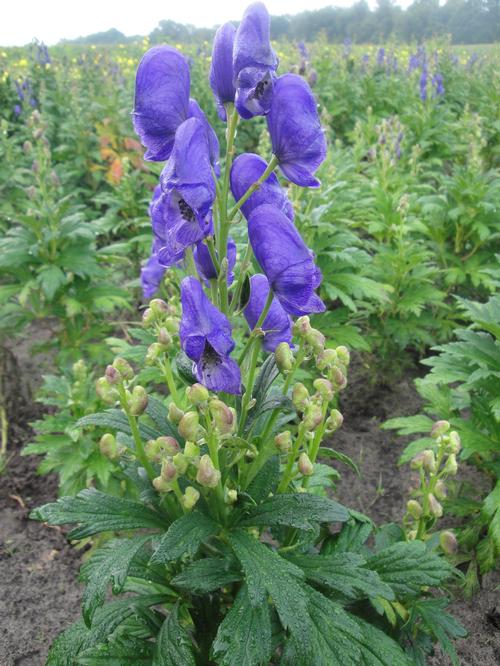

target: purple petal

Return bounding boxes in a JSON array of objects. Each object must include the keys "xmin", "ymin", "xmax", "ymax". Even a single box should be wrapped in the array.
[
  {"xmin": 140, "ymin": 252, "xmax": 166, "ymax": 299},
  {"xmin": 194, "ymin": 238, "xmax": 236, "ymax": 284},
  {"xmin": 209, "ymin": 22, "xmax": 236, "ymax": 121},
  {"xmin": 188, "ymin": 99, "xmax": 220, "ymax": 175},
  {"xmin": 195, "ymin": 343, "xmax": 241, "ymax": 394},
  {"xmin": 267, "ymin": 74, "xmax": 327, "ymax": 187},
  {"xmin": 133, "ymin": 46, "xmax": 190, "ymax": 162},
  {"xmin": 244, "ymin": 274, "xmax": 293, "ymax": 352}
]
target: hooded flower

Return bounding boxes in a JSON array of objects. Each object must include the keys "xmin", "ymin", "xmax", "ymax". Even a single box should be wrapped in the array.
[
  {"xmin": 154, "ymin": 118, "xmax": 215, "ymax": 266},
  {"xmin": 194, "ymin": 238, "xmax": 237, "ymax": 284},
  {"xmin": 133, "ymin": 46, "xmax": 191, "ymax": 161},
  {"xmin": 210, "ymin": 22, "xmax": 237, "ymax": 121},
  {"xmin": 180, "ymin": 277, "xmax": 241, "ymax": 394},
  {"xmin": 141, "ymin": 253, "xmax": 166, "ymax": 299},
  {"xmin": 233, "ymin": 2, "xmax": 278, "ymax": 119},
  {"xmin": 188, "ymin": 99, "xmax": 220, "ymax": 175},
  {"xmin": 267, "ymin": 74, "xmax": 326, "ymax": 188},
  {"xmin": 230, "ymin": 153, "xmax": 294, "ymax": 221},
  {"xmin": 244, "ymin": 274, "xmax": 292, "ymax": 352},
  {"xmin": 248, "ymin": 204, "xmax": 325, "ymax": 316}
]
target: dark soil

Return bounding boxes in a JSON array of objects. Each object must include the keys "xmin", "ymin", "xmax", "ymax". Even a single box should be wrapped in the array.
[{"xmin": 0, "ymin": 347, "xmax": 498, "ymax": 665}]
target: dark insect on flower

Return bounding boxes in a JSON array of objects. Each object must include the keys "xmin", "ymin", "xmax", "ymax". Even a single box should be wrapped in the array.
[{"xmin": 244, "ymin": 274, "xmax": 292, "ymax": 352}]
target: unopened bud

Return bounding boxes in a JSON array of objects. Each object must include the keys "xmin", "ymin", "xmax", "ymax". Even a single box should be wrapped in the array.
[
  {"xmin": 316, "ymin": 348, "xmax": 337, "ymax": 370},
  {"xmin": 407, "ymin": 530, "xmax": 417, "ymax": 540},
  {"xmin": 50, "ymin": 170, "xmax": 60, "ymax": 187},
  {"xmin": 113, "ymin": 357, "xmax": 134, "ymax": 381},
  {"xmin": 225, "ymin": 488, "xmax": 238, "ymax": 504},
  {"xmin": 411, "ymin": 450, "xmax": 436, "ymax": 473},
  {"xmin": 428, "ymin": 493, "xmax": 443, "ymax": 518},
  {"xmin": 298, "ymin": 452, "xmax": 314, "ymax": 476},
  {"xmin": 172, "ymin": 452, "xmax": 188, "ymax": 475},
  {"xmin": 303, "ymin": 403, "xmax": 323, "ymax": 431},
  {"xmin": 145, "ymin": 436, "xmax": 180, "ymax": 462},
  {"xmin": 142, "ymin": 307, "xmax": 154, "ymax": 326},
  {"xmin": 440, "ymin": 530, "xmax": 458, "ymax": 555},
  {"xmin": 158, "ymin": 327, "xmax": 172, "ymax": 346},
  {"xmin": 72, "ymin": 359, "xmax": 87, "ymax": 381},
  {"xmin": 178, "ymin": 411, "xmax": 200, "ymax": 441},
  {"xmin": 196, "ymin": 454, "xmax": 221, "ymax": 488},
  {"xmin": 182, "ymin": 486, "xmax": 200, "ymax": 510},
  {"xmin": 292, "ymin": 383, "xmax": 309, "ymax": 412},
  {"xmin": 186, "ymin": 383, "xmax": 209, "ymax": 406},
  {"xmin": 23, "ymin": 140, "xmax": 32, "ymax": 154},
  {"xmin": 335, "ymin": 346, "xmax": 350, "ymax": 366},
  {"xmin": 164, "ymin": 317, "xmax": 179, "ymax": 333},
  {"xmin": 209, "ymin": 399, "xmax": 236, "ymax": 435},
  {"xmin": 443, "ymin": 453, "xmax": 458, "ymax": 476},
  {"xmin": 129, "ymin": 385, "xmax": 148, "ymax": 416},
  {"xmin": 306, "ymin": 328, "xmax": 325, "ymax": 353},
  {"xmin": 168, "ymin": 402, "xmax": 184, "ymax": 425},
  {"xmin": 274, "ymin": 431, "xmax": 292, "ymax": 453},
  {"xmin": 406, "ymin": 499, "xmax": 423, "ymax": 519},
  {"xmin": 184, "ymin": 441, "xmax": 200, "ymax": 459},
  {"xmin": 105, "ymin": 364, "xmax": 121, "ymax": 384},
  {"xmin": 313, "ymin": 378, "xmax": 334, "ymax": 401},
  {"xmin": 325, "ymin": 409, "xmax": 343, "ymax": 432},
  {"xmin": 431, "ymin": 420, "xmax": 450, "ymax": 438},
  {"xmin": 447, "ymin": 431, "xmax": 461, "ymax": 454},
  {"xmin": 31, "ymin": 159, "xmax": 39, "ymax": 173},
  {"xmin": 435, "ymin": 479, "xmax": 447, "ymax": 500},
  {"xmin": 153, "ymin": 476, "xmax": 171, "ymax": 493},
  {"xmin": 330, "ymin": 367, "xmax": 347, "ymax": 391},
  {"xmin": 99, "ymin": 434, "xmax": 119, "ymax": 460},
  {"xmin": 26, "ymin": 185, "xmax": 37, "ymax": 199},
  {"xmin": 161, "ymin": 459, "xmax": 178, "ymax": 482},
  {"xmin": 275, "ymin": 342, "xmax": 294, "ymax": 373},
  {"xmin": 95, "ymin": 377, "xmax": 117, "ymax": 404},
  {"xmin": 293, "ymin": 316, "xmax": 312, "ymax": 337},
  {"xmin": 145, "ymin": 342, "xmax": 165, "ymax": 365},
  {"xmin": 150, "ymin": 298, "xmax": 169, "ymax": 315}
]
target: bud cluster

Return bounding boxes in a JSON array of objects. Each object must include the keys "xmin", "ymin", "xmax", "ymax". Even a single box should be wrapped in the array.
[
  {"xmin": 96, "ymin": 356, "xmax": 149, "ymax": 419},
  {"xmin": 404, "ymin": 420, "xmax": 461, "ymax": 555},
  {"xmin": 142, "ymin": 298, "xmax": 180, "ymax": 366}
]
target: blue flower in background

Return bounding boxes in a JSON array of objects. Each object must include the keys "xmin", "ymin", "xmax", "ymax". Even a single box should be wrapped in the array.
[{"xmin": 209, "ymin": 22, "xmax": 237, "ymax": 121}]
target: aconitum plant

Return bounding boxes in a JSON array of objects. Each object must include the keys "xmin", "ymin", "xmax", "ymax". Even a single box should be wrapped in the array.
[{"xmin": 33, "ymin": 4, "xmax": 459, "ymax": 664}]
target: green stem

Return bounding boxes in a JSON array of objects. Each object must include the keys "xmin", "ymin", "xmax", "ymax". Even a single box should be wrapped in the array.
[
  {"xmin": 228, "ymin": 242, "xmax": 254, "ymax": 316},
  {"xmin": 118, "ymin": 385, "xmax": 155, "ymax": 481},
  {"xmin": 277, "ymin": 425, "xmax": 306, "ymax": 493},
  {"xmin": 160, "ymin": 357, "xmax": 180, "ymax": 407},
  {"xmin": 302, "ymin": 400, "xmax": 329, "ymax": 490},
  {"xmin": 237, "ymin": 289, "xmax": 274, "ymax": 365},
  {"xmin": 238, "ymin": 339, "xmax": 261, "ymax": 437},
  {"xmin": 228, "ymin": 155, "xmax": 279, "ymax": 221}
]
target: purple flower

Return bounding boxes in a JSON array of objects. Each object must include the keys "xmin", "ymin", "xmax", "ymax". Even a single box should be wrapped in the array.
[
  {"xmin": 14, "ymin": 104, "xmax": 21, "ymax": 116},
  {"xmin": 244, "ymin": 274, "xmax": 292, "ymax": 352},
  {"xmin": 180, "ymin": 277, "xmax": 241, "ymax": 394},
  {"xmin": 297, "ymin": 42, "xmax": 309, "ymax": 60},
  {"xmin": 248, "ymin": 204, "xmax": 325, "ymax": 316},
  {"xmin": 187, "ymin": 99, "xmax": 220, "ymax": 175},
  {"xmin": 133, "ymin": 46, "xmax": 191, "ymax": 162},
  {"xmin": 432, "ymin": 73, "xmax": 444, "ymax": 97},
  {"xmin": 153, "ymin": 118, "xmax": 215, "ymax": 266},
  {"xmin": 210, "ymin": 22, "xmax": 237, "ymax": 121},
  {"xmin": 420, "ymin": 65, "xmax": 428, "ymax": 101},
  {"xmin": 141, "ymin": 253, "xmax": 166, "ymax": 299},
  {"xmin": 267, "ymin": 74, "xmax": 326, "ymax": 188},
  {"xmin": 230, "ymin": 152, "xmax": 294, "ymax": 221},
  {"xmin": 233, "ymin": 2, "xmax": 278, "ymax": 119},
  {"xmin": 194, "ymin": 238, "xmax": 236, "ymax": 284},
  {"xmin": 376, "ymin": 47, "xmax": 385, "ymax": 66}
]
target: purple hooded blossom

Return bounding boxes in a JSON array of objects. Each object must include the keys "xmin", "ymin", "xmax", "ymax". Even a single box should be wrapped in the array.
[
  {"xmin": 233, "ymin": 2, "xmax": 278, "ymax": 119},
  {"xmin": 420, "ymin": 65, "xmax": 428, "ymax": 101},
  {"xmin": 133, "ymin": 46, "xmax": 191, "ymax": 162},
  {"xmin": 230, "ymin": 153, "xmax": 294, "ymax": 221},
  {"xmin": 244, "ymin": 274, "xmax": 292, "ymax": 352},
  {"xmin": 187, "ymin": 99, "xmax": 220, "ymax": 175},
  {"xmin": 376, "ymin": 48, "xmax": 385, "ymax": 66},
  {"xmin": 248, "ymin": 204, "xmax": 325, "ymax": 316},
  {"xmin": 267, "ymin": 74, "xmax": 326, "ymax": 188},
  {"xmin": 194, "ymin": 238, "xmax": 236, "ymax": 284},
  {"xmin": 432, "ymin": 73, "xmax": 445, "ymax": 97},
  {"xmin": 210, "ymin": 22, "xmax": 237, "ymax": 121},
  {"xmin": 180, "ymin": 277, "xmax": 241, "ymax": 394},
  {"xmin": 141, "ymin": 186, "xmax": 166, "ymax": 298}
]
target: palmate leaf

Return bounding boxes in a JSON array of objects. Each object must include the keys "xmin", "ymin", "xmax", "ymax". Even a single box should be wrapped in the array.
[
  {"xmin": 211, "ymin": 585, "xmax": 272, "ymax": 666},
  {"xmin": 150, "ymin": 511, "xmax": 219, "ymax": 563},
  {"xmin": 76, "ymin": 636, "xmax": 154, "ymax": 664},
  {"xmin": 31, "ymin": 488, "xmax": 166, "ymax": 540},
  {"xmin": 238, "ymin": 493, "xmax": 349, "ymax": 530},
  {"xmin": 286, "ymin": 552, "xmax": 394, "ymax": 601},
  {"xmin": 172, "ymin": 557, "xmax": 242, "ymax": 594},
  {"xmin": 407, "ymin": 598, "xmax": 467, "ymax": 666},
  {"xmin": 80, "ymin": 535, "xmax": 153, "ymax": 625},
  {"xmin": 153, "ymin": 605, "xmax": 196, "ymax": 666},
  {"xmin": 367, "ymin": 541, "xmax": 455, "ymax": 597},
  {"xmin": 77, "ymin": 409, "xmax": 164, "ymax": 441},
  {"xmin": 246, "ymin": 455, "xmax": 280, "ymax": 503}
]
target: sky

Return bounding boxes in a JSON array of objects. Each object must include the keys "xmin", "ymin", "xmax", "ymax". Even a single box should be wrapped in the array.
[{"xmin": 1, "ymin": 0, "xmax": 412, "ymax": 46}]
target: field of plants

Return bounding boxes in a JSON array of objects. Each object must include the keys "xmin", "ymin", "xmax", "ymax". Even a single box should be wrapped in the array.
[{"xmin": 0, "ymin": 4, "xmax": 499, "ymax": 664}]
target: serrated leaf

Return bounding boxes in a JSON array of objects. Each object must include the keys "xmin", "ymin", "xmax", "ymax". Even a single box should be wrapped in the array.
[
  {"xmin": 77, "ymin": 636, "xmax": 153, "ymax": 664},
  {"xmin": 172, "ymin": 557, "xmax": 242, "ymax": 594},
  {"xmin": 239, "ymin": 493, "xmax": 349, "ymax": 530},
  {"xmin": 323, "ymin": 513, "xmax": 373, "ymax": 555},
  {"xmin": 31, "ymin": 488, "xmax": 166, "ymax": 540},
  {"xmin": 150, "ymin": 511, "xmax": 218, "ymax": 563},
  {"xmin": 318, "ymin": 447, "xmax": 360, "ymax": 475},
  {"xmin": 246, "ymin": 455, "xmax": 280, "ymax": 503},
  {"xmin": 146, "ymin": 396, "xmax": 179, "ymax": 439},
  {"xmin": 212, "ymin": 585, "xmax": 272, "ymax": 666},
  {"xmin": 38, "ymin": 264, "xmax": 66, "ymax": 299},
  {"xmin": 408, "ymin": 598, "xmax": 467, "ymax": 666},
  {"xmin": 77, "ymin": 409, "xmax": 162, "ymax": 441},
  {"xmin": 80, "ymin": 535, "xmax": 152, "ymax": 625},
  {"xmin": 153, "ymin": 605, "xmax": 196, "ymax": 666}
]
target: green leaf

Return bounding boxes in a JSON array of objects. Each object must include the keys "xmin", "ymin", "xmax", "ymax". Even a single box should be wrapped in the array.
[
  {"xmin": 146, "ymin": 396, "xmax": 179, "ymax": 439},
  {"xmin": 286, "ymin": 552, "xmax": 394, "ymax": 601},
  {"xmin": 367, "ymin": 541, "xmax": 454, "ymax": 596},
  {"xmin": 408, "ymin": 598, "xmax": 467, "ymax": 666},
  {"xmin": 77, "ymin": 409, "xmax": 163, "ymax": 441},
  {"xmin": 150, "ymin": 511, "xmax": 218, "ymax": 563},
  {"xmin": 80, "ymin": 535, "xmax": 152, "ymax": 625},
  {"xmin": 172, "ymin": 557, "xmax": 242, "ymax": 594},
  {"xmin": 38, "ymin": 264, "xmax": 66, "ymax": 299},
  {"xmin": 46, "ymin": 619, "xmax": 90, "ymax": 666},
  {"xmin": 382, "ymin": 414, "xmax": 434, "ymax": 436},
  {"xmin": 153, "ymin": 605, "xmax": 196, "ymax": 666},
  {"xmin": 246, "ymin": 455, "xmax": 280, "ymax": 503},
  {"xmin": 323, "ymin": 513, "xmax": 373, "ymax": 555},
  {"xmin": 31, "ymin": 489, "xmax": 166, "ymax": 540},
  {"xmin": 318, "ymin": 447, "xmax": 360, "ymax": 475},
  {"xmin": 239, "ymin": 493, "xmax": 349, "ymax": 530},
  {"xmin": 77, "ymin": 637, "xmax": 154, "ymax": 664},
  {"xmin": 211, "ymin": 585, "xmax": 272, "ymax": 666}
]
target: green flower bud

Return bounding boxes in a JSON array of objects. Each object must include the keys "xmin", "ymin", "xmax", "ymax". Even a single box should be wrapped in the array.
[
  {"xmin": 447, "ymin": 431, "xmax": 461, "ymax": 454},
  {"xmin": 274, "ymin": 431, "xmax": 292, "ymax": 453},
  {"xmin": 26, "ymin": 185, "xmax": 37, "ymax": 200},
  {"xmin": 72, "ymin": 359, "xmax": 87, "ymax": 381},
  {"xmin": 313, "ymin": 378, "xmax": 334, "ymax": 401},
  {"xmin": 168, "ymin": 402, "xmax": 184, "ymax": 425},
  {"xmin": 275, "ymin": 342, "xmax": 294, "ymax": 373},
  {"xmin": 431, "ymin": 420, "xmax": 450, "ymax": 438},
  {"xmin": 173, "ymin": 452, "xmax": 188, "ymax": 475},
  {"xmin": 298, "ymin": 452, "xmax": 314, "ymax": 476},
  {"xmin": 105, "ymin": 364, "xmax": 121, "ymax": 385},
  {"xmin": 411, "ymin": 450, "xmax": 436, "ymax": 473},
  {"xmin": 325, "ymin": 409, "xmax": 343, "ymax": 433},
  {"xmin": 158, "ymin": 327, "xmax": 172, "ymax": 347},
  {"xmin": 182, "ymin": 486, "xmax": 200, "ymax": 510},
  {"xmin": 306, "ymin": 328, "xmax": 325, "ymax": 353},
  {"xmin": 150, "ymin": 298, "xmax": 169, "ymax": 315},
  {"xmin": 316, "ymin": 348, "xmax": 338, "ymax": 371},
  {"xmin": 164, "ymin": 317, "xmax": 179, "ymax": 333},
  {"xmin": 407, "ymin": 530, "xmax": 417, "ymax": 541},
  {"xmin": 406, "ymin": 499, "xmax": 423, "ymax": 519},
  {"xmin": 95, "ymin": 377, "xmax": 117, "ymax": 404},
  {"xmin": 209, "ymin": 399, "xmax": 236, "ymax": 435},
  {"xmin": 186, "ymin": 383, "xmax": 209, "ymax": 406},
  {"xmin": 293, "ymin": 316, "xmax": 312, "ymax": 337},
  {"xmin": 184, "ymin": 441, "xmax": 201, "ymax": 459},
  {"xmin": 303, "ymin": 403, "xmax": 323, "ymax": 432},
  {"xmin": 161, "ymin": 459, "xmax": 178, "ymax": 481},
  {"xmin": 335, "ymin": 346, "xmax": 350, "ymax": 366},
  {"xmin": 440, "ymin": 530, "xmax": 458, "ymax": 555},
  {"xmin": 443, "ymin": 453, "xmax": 458, "ymax": 476},
  {"xmin": 330, "ymin": 366, "xmax": 347, "ymax": 391},
  {"xmin": 23, "ymin": 140, "xmax": 33, "ymax": 154},
  {"xmin": 225, "ymin": 488, "xmax": 238, "ymax": 504},
  {"xmin": 129, "ymin": 385, "xmax": 148, "ymax": 416},
  {"xmin": 292, "ymin": 383, "xmax": 309, "ymax": 412},
  {"xmin": 99, "ymin": 434, "xmax": 119, "ymax": 460},
  {"xmin": 196, "ymin": 454, "xmax": 221, "ymax": 488},
  {"xmin": 142, "ymin": 307, "xmax": 154, "ymax": 327},
  {"xmin": 178, "ymin": 411, "xmax": 200, "ymax": 441},
  {"xmin": 153, "ymin": 476, "xmax": 171, "ymax": 493},
  {"xmin": 428, "ymin": 493, "xmax": 443, "ymax": 518},
  {"xmin": 112, "ymin": 357, "xmax": 134, "ymax": 381},
  {"xmin": 145, "ymin": 436, "xmax": 180, "ymax": 463},
  {"xmin": 50, "ymin": 170, "xmax": 60, "ymax": 187},
  {"xmin": 145, "ymin": 342, "xmax": 165, "ymax": 365},
  {"xmin": 435, "ymin": 479, "xmax": 447, "ymax": 500}
]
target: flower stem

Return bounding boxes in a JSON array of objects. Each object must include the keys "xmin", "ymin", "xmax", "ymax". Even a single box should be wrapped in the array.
[
  {"xmin": 118, "ymin": 385, "xmax": 155, "ymax": 482},
  {"xmin": 237, "ymin": 289, "xmax": 274, "ymax": 365},
  {"xmin": 228, "ymin": 241, "xmax": 254, "ymax": 315},
  {"xmin": 277, "ymin": 425, "xmax": 306, "ymax": 493},
  {"xmin": 238, "ymin": 338, "xmax": 261, "ymax": 437},
  {"xmin": 160, "ymin": 357, "xmax": 180, "ymax": 407}
]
